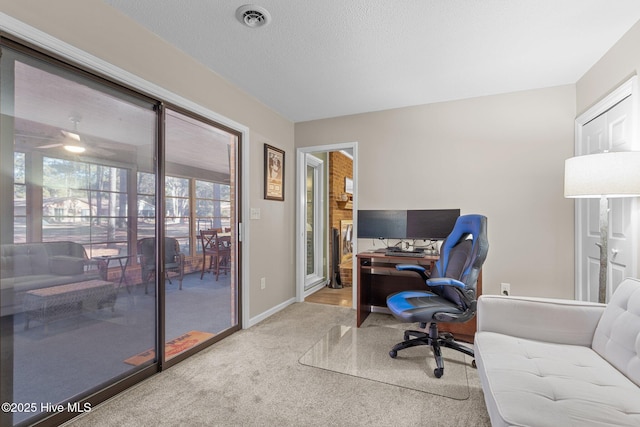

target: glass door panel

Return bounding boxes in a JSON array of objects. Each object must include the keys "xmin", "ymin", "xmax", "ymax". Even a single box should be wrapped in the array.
[
  {"xmin": 0, "ymin": 47, "xmax": 157, "ymax": 426},
  {"xmin": 304, "ymin": 154, "xmax": 325, "ymax": 289},
  {"xmin": 306, "ymin": 165, "xmax": 315, "ymax": 275},
  {"xmin": 163, "ymin": 108, "xmax": 238, "ymax": 361}
]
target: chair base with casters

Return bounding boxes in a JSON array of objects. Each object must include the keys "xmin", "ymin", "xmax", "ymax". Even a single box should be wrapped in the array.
[
  {"xmin": 387, "ymin": 288, "xmax": 478, "ymax": 378},
  {"xmin": 389, "ymin": 321, "xmax": 475, "ymax": 378},
  {"xmin": 386, "ymin": 214, "xmax": 488, "ymax": 379}
]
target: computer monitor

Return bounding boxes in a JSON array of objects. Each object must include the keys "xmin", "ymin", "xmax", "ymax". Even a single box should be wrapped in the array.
[
  {"xmin": 405, "ymin": 209, "xmax": 460, "ymax": 240},
  {"xmin": 357, "ymin": 210, "xmax": 407, "ymax": 239}
]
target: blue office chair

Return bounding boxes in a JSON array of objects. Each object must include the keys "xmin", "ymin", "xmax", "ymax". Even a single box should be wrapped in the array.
[{"xmin": 386, "ymin": 214, "xmax": 488, "ymax": 378}]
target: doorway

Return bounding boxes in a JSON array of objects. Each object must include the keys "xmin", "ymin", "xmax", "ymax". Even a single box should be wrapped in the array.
[{"xmin": 296, "ymin": 143, "xmax": 358, "ymax": 308}]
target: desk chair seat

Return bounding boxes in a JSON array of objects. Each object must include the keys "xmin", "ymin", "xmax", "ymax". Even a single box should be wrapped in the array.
[
  {"xmin": 387, "ymin": 290, "xmax": 467, "ymax": 322},
  {"xmin": 386, "ymin": 214, "xmax": 488, "ymax": 378}
]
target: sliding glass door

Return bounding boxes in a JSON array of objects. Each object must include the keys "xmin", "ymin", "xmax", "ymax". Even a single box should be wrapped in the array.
[
  {"xmin": 0, "ymin": 39, "xmax": 241, "ymax": 426},
  {"xmin": 0, "ymin": 44, "xmax": 158, "ymax": 426},
  {"xmin": 163, "ymin": 108, "xmax": 239, "ymax": 362}
]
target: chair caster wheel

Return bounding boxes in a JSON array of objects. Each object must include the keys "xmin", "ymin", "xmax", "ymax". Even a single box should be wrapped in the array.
[
  {"xmin": 434, "ymin": 368, "xmax": 444, "ymax": 378},
  {"xmin": 389, "ymin": 350, "xmax": 397, "ymax": 358},
  {"xmin": 472, "ymin": 359, "xmax": 477, "ymax": 369}
]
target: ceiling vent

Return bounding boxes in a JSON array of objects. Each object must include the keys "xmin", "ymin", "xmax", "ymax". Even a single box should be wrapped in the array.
[{"xmin": 236, "ymin": 5, "xmax": 271, "ymax": 28}]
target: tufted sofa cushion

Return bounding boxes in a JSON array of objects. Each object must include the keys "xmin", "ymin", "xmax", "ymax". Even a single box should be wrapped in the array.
[
  {"xmin": 475, "ymin": 331, "xmax": 640, "ymax": 426},
  {"xmin": 592, "ymin": 279, "xmax": 640, "ymax": 387},
  {"xmin": 475, "ymin": 278, "xmax": 640, "ymax": 426}
]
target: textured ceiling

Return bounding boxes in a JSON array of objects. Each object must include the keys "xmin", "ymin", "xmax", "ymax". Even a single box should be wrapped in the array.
[{"xmin": 103, "ymin": 0, "xmax": 640, "ymax": 123}]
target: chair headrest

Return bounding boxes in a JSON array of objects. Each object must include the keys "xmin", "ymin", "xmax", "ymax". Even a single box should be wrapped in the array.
[{"xmin": 437, "ymin": 214, "xmax": 488, "ymax": 284}]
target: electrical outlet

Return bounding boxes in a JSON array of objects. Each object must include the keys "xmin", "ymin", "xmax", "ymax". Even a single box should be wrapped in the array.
[
  {"xmin": 260, "ymin": 277, "xmax": 266, "ymax": 290},
  {"xmin": 500, "ymin": 283, "xmax": 511, "ymax": 296}
]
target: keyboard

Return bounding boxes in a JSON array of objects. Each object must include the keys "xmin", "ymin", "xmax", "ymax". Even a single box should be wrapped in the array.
[{"xmin": 385, "ymin": 250, "xmax": 425, "ymax": 257}]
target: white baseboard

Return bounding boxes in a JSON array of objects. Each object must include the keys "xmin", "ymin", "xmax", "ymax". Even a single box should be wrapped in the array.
[{"xmin": 246, "ymin": 297, "xmax": 297, "ymax": 328}]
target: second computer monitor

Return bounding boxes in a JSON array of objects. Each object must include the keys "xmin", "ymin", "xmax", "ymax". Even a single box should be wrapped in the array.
[{"xmin": 405, "ymin": 209, "xmax": 460, "ymax": 240}]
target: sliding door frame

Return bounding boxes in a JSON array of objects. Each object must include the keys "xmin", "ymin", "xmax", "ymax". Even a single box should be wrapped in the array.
[{"xmin": 0, "ymin": 13, "xmax": 250, "ymax": 426}]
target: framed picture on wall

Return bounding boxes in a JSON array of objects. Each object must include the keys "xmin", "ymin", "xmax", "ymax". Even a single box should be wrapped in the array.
[
  {"xmin": 340, "ymin": 219, "xmax": 353, "ymax": 259},
  {"xmin": 264, "ymin": 143, "xmax": 285, "ymax": 201},
  {"xmin": 345, "ymin": 177, "xmax": 353, "ymax": 194}
]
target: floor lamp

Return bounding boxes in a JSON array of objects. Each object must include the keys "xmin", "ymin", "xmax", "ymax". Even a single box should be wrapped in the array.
[{"xmin": 564, "ymin": 151, "xmax": 640, "ymax": 303}]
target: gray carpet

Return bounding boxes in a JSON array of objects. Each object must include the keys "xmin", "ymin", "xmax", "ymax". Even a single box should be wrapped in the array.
[{"xmin": 66, "ymin": 303, "xmax": 491, "ymax": 426}]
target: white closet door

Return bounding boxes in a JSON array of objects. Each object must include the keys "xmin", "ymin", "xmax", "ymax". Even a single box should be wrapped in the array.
[{"xmin": 577, "ymin": 95, "xmax": 637, "ymax": 301}]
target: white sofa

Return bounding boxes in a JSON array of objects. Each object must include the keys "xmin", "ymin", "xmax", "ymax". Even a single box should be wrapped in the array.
[{"xmin": 474, "ymin": 277, "xmax": 640, "ymax": 427}]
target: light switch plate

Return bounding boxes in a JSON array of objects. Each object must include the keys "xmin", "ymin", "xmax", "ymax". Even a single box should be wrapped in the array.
[{"xmin": 250, "ymin": 208, "xmax": 261, "ymax": 220}]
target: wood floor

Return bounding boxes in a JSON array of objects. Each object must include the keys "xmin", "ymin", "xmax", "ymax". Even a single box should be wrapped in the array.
[{"xmin": 305, "ymin": 286, "xmax": 353, "ymax": 308}]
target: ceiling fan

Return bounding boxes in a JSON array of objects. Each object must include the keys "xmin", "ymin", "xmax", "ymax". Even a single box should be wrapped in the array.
[{"xmin": 34, "ymin": 115, "xmax": 116, "ymax": 157}]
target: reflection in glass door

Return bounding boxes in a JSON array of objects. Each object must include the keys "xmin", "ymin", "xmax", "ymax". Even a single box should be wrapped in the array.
[
  {"xmin": 163, "ymin": 109, "xmax": 239, "ymax": 362},
  {"xmin": 0, "ymin": 46, "xmax": 157, "ymax": 426}
]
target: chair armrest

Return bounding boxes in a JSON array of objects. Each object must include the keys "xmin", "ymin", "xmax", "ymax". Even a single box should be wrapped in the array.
[
  {"xmin": 396, "ymin": 264, "xmax": 425, "ymax": 273},
  {"xmin": 427, "ymin": 277, "xmax": 465, "ymax": 289},
  {"xmin": 396, "ymin": 264, "xmax": 429, "ymax": 282},
  {"xmin": 476, "ymin": 295, "xmax": 605, "ymax": 346}
]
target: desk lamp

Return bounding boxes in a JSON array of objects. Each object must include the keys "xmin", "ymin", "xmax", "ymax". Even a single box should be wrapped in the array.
[{"xmin": 564, "ymin": 151, "xmax": 640, "ymax": 303}]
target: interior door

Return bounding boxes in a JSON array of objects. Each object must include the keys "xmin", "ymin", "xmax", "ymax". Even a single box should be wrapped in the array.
[{"xmin": 577, "ymin": 95, "xmax": 638, "ymax": 301}]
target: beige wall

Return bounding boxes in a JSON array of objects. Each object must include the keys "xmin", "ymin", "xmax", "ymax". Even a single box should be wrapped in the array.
[
  {"xmin": 296, "ymin": 86, "xmax": 577, "ymax": 298},
  {"xmin": 0, "ymin": 0, "xmax": 296, "ymax": 320},
  {"xmin": 576, "ymin": 20, "xmax": 640, "ymax": 115}
]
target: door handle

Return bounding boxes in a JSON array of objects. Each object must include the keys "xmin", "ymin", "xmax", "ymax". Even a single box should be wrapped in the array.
[{"xmin": 611, "ymin": 248, "xmax": 619, "ymax": 256}]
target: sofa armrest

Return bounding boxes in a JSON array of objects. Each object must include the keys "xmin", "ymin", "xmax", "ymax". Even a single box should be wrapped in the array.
[{"xmin": 476, "ymin": 295, "xmax": 605, "ymax": 346}]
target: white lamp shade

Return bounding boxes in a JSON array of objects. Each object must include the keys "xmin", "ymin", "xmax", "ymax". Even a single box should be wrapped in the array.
[{"xmin": 564, "ymin": 151, "xmax": 640, "ymax": 198}]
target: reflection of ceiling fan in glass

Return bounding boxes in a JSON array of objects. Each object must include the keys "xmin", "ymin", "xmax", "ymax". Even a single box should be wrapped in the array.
[{"xmin": 36, "ymin": 115, "xmax": 114, "ymax": 156}]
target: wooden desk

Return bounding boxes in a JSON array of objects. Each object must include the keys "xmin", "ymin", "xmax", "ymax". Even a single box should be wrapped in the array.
[{"xmin": 356, "ymin": 252, "xmax": 482, "ymax": 343}]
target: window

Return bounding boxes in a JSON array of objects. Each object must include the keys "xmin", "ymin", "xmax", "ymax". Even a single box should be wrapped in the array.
[
  {"xmin": 13, "ymin": 152, "xmax": 26, "ymax": 243},
  {"xmin": 165, "ymin": 175, "xmax": 190, "ymax": 252},
  {"xmin": 137, "ymin": 171, "xmax": 156, "ymax": 239},
  {"xmin": 42, "ymin": 157, "xmax": 129, "ymax": 256},
  {"xmin": 195, "ymin": 179, "xmax": 231, "ymax": 244}
]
